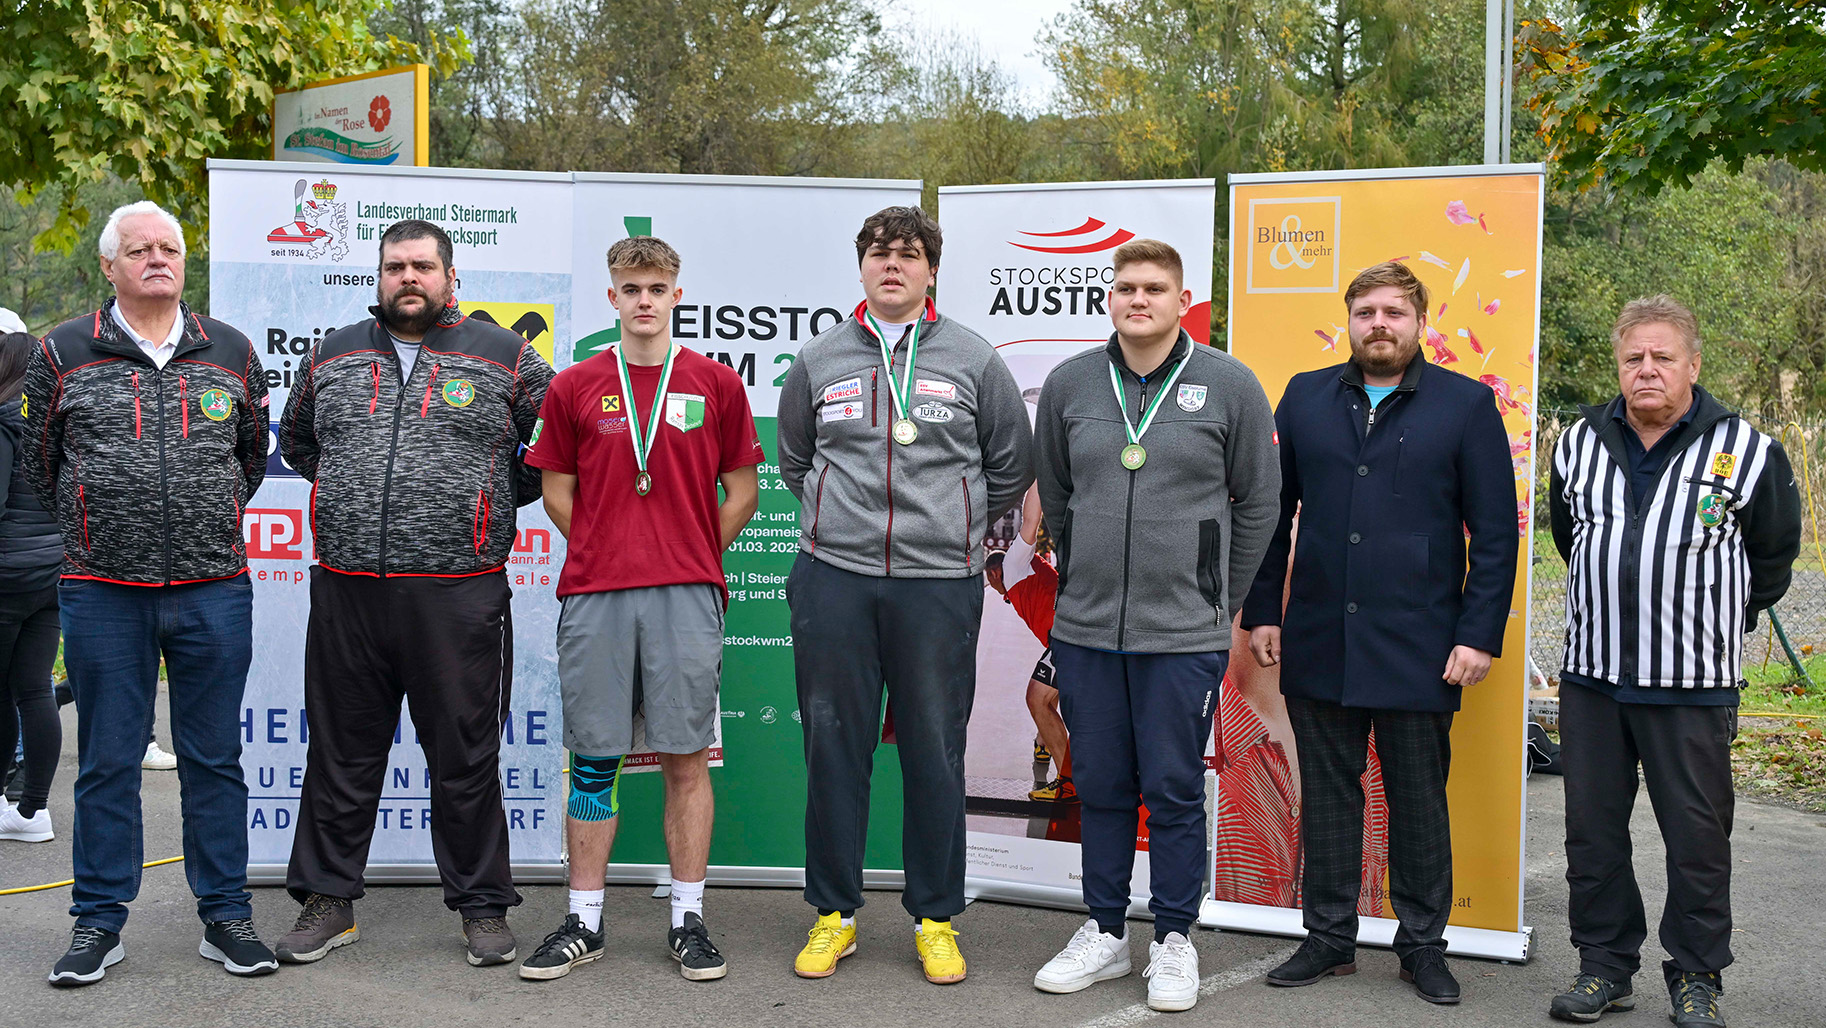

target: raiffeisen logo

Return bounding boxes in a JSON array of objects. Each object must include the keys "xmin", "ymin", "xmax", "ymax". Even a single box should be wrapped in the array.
[{"xmin": 1009, "ymin": 216, "xmax": 1136, "ymax": 254}]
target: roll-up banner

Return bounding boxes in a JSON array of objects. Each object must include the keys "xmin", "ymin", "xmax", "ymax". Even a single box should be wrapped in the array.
[
  {"xmin": 208, "ymin": 161, "xmax": 923, "ymax": 887},
  {"xmin": 1213, "ymin": 165, "xmax": 1543, "ymax": 961},
  {"xmin": 208, "ymin": 159, "xmax": 576, "ymax": 882},
  {"xmin": 567, "ymin": 173, "xmax": 922, "ymax": 884},
  {"xmin": 936, "ymin": 180, "xmax": 1216, "ymax": 912}
]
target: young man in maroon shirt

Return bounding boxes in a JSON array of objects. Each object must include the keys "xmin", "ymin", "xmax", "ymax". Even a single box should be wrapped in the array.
[{"xmin": 520, "ymin": 236, "xmax": 762, "ymax": 982}]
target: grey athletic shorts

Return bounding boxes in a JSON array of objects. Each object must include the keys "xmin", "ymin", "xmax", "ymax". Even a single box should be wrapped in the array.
[{"xmin": 556, "ymin": 584, "xmax": 724, "ymax": 755}]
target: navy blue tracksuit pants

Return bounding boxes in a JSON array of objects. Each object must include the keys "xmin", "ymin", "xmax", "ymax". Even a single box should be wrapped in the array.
[{"xmin": 1052, "ymin": 640, "xmax": 1226, "ymax": 938}]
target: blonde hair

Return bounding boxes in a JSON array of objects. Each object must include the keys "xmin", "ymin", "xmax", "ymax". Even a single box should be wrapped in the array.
[
  {"xmin": 606, "ymin": 236, "xmax": 682, "ymax": 278},
  {"xmin": 1611, "ymin": 294, "xmax": 1700, "ymax": 355},
  {"xmin": 1344, "ymin": 261, "xmax": 1428, "ymax": 317},
  {"xmin": 1112, "ymin": 238, "xmax": 1183, "ymax": 284}
]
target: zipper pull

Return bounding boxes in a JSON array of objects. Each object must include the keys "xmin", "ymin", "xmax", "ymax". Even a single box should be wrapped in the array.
[
  {"xmin": 370, "ymin": 361, "xmax": 381, "ymax": 414},
  {"xmin": 179, "ymin": 375, "xmax": 189, "ymax": 437},
  {"xmin": 131, "ymin": 371, "xmax": 142, "ymax": 439},
  {"xmin": 421, "ymin": 362, "xmax": 440, "ymax": 417}
]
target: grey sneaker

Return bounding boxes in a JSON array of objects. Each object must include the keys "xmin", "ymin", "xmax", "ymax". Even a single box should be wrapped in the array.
[
  {"xmin": 463, "ymin": 915, "xmax": 517, "ymax": 966},
  {"xmin": 1669, "ymin": 971, "xmax": 1726, "ymax": 1027},
  {"xmin": 275, "ymin": 894, "xmax": 358, "ymax": 963},
  {"xmin": 1550, "ymin": 973, "xmax": 1635, "ymax": 1022}
]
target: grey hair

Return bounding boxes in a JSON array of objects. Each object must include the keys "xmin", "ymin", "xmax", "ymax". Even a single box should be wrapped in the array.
[
  {"xmin": 99, "ymin": 201, "xmax": 186, "ymax": 261},
  {"xmin": 1612, "ymin": 294, "xmax": 1700, "ymax": 355}
]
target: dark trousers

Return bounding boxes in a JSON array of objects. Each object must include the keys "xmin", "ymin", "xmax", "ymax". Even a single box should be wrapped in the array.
[
  {"xmin": 1288, "ymin": 697, "xmax": 1454, "ymax": 959},
  {"xmin": 0, "ymin": 582, "xmax": 61, "ymax": 816},
  {"xmin": 1051, "ymin": 641, "xmax": 1225, "ymax": 938},
  {"xmin": 287, "ymin": 567, "xmax": 520, "ymax": 917},
  {"xmin": 61, "ymin": 576, "xmax": 254, "ymax": 932},
  {"xmin": 1559, "ymin": 681, "xmax": 1735, "ymax": 987},
  {"xmin": 786, "ymin": 553, "xmax": 983, "ymax": 921}
]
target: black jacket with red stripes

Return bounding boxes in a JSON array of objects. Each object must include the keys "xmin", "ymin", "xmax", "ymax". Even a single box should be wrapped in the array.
[
  {"xmin": 20, "ymin": 299, "xmax": 270, "ymax": 585},
  {"xmin": 279, "ymin": 301, "xmax": 552, "ymax": 577}
]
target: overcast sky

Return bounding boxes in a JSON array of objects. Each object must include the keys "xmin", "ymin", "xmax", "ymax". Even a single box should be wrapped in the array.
[{"xmin": 883, "ymin": 0, "xmax": 1075, "ymax": 105}]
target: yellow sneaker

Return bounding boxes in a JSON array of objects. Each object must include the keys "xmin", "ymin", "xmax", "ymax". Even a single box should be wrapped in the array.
[
  {"xmin": 915, "ymin": 919, "xmax": 966, "ymax": 984},
  {"xmin": 794, "ymin": 912, "xmax": 856, "ymax": 978}
]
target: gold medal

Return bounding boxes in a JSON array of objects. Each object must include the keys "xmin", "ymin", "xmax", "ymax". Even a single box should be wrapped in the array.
[
  {"xmin": 635, "ymin": 470, "xmax": 653, "ymax": 496},
  {"xmin": 1120, "ymin": 443, "xmax": 1147, "ymax": 470},
  {"xmin": 893, "ymin": 417, "xmax": 919, "ymax": 445}
]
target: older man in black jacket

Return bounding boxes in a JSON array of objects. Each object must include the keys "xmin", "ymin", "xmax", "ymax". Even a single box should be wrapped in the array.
[{"xmin": 1242, "ymin": 261, "xmax": 1518, "ymax": 1005}]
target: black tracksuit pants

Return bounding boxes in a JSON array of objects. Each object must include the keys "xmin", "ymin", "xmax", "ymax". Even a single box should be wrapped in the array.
[
  {"xmin": 1559, "ymin": 681, "xmax": 1736, "ymax": 988},
  {"xmin": 1288, "ymin": 697, "xmax": 1455, "ymax": 959},
  {"xmin": 287, "ymin": 567, "xmax": 521, "ymax": 917},
  {"xmin": 786, "ymin": 553, "xmax": 983, "ymax": 921}
]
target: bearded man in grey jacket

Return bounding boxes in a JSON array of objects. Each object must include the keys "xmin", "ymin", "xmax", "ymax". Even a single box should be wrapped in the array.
[{"xmin": 777, "ymin": 205, "xmax": 1034, "ymax": 985}]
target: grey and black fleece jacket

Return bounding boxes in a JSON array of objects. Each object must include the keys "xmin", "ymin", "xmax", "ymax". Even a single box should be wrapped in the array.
[
  {"xmin": 778, "ymin": 300, "xmax": 1034, "ymax": 578},
  {"xmin": 21, "ymin": 299, "xmax": 269, "ymax": 585},
  {"xmin": 280, "ymin": 302, "xmax": 553, "ymax": 577},
  {"xmin": 1035, "ymin": 332, "xmax": 1281, "ymax": 654}
]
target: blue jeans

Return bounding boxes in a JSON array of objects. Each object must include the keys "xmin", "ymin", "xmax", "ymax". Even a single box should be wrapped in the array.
[{"xmin": 61, "ymin": 575, "xmax": 255, "ymax": 932}]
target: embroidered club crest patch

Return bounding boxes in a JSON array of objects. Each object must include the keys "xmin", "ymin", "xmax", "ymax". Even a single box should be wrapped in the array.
[
  {"xmin": 665, "ymin": 392, "xmax": 705, "ymax": 432},
  {"xmin": 1177, "ymin": 384, "xmax": 1207, "ymax": 412},
  {"xmin": 1710, "ymin": 452, "xmax": 1736, "ymax": 478},
  {"xmin": 199, "ymin": 388, "xmax": 233, "ymax": 421},
  {"xmin": 442, "ymin": 379, "xmax": 475, "ymax": 408},
  {"xmin": 1697, "ymin": 493, "xmax": 1726, "ymax": 527},
  {"xmin": 528, "ymin": 417, "xmax": 544, "ymax": 449}
]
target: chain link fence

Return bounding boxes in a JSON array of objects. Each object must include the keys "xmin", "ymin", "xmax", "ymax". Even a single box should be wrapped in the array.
[{"xmin": 1528, "ymin": 407, "xmax": 1826, "ymax": 685}]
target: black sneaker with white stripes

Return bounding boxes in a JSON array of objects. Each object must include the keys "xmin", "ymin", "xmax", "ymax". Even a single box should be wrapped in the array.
[
  {"xmin": 518, "ymin": 915, "xmax": 605, "ymax": 981},
  {"xmin": 48, "ymin": 924, "xmax": 124, "ymax": 987},
  {"xmin": 201, "ymin": 918, "xmax": 279, "ymax": 976},
  {"xmin": 668, "ymin": 912, "xmax": 727, "ymax": 980}
]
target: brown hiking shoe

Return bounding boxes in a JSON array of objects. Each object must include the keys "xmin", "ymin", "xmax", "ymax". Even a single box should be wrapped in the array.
[
  {"xmin": 463, "ymin": 916, "xmax": 517, "ymax": 966},
  {"xmin": 275, "ymin": 894, "xmax": 358, "ymax": 963}
]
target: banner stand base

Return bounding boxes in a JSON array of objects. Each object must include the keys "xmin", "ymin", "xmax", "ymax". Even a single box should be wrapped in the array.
[
  {"xmin": 248, "ymin": 863, "xmax": 571, "ymax": 887},
  {"xmin": 1198, "ymin": 899, "xmax": 1533, "ymax": 962}
]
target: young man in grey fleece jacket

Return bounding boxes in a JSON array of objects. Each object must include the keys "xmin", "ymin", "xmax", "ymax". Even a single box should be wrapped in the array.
[
  {"xmin": 1031, "ymin": 239, "xmax": 1280, "ymax": 1013},
  {"xmin": 777, "ymin": 206, "xmax": 1033, "ymax": 985}
]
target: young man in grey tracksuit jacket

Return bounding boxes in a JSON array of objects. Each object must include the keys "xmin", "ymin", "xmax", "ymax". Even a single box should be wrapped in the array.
[
  {"xmin": 1030, "ymin": 240, "xmax": 1279, "ymax": 1013},
  {"xmin": 777, "ymin": 206, "xmax": 1033, "ymax": 984}
]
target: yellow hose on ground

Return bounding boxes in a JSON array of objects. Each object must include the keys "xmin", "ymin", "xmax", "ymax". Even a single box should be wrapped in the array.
[{"xmin": 0, "ymin": 856, "xmax": 184, "ymax": 896}]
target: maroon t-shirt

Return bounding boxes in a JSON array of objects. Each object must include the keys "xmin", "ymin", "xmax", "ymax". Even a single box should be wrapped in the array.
[{"xmin": 526, "ymin": 346, "xmax": 764, "ymax": 598}]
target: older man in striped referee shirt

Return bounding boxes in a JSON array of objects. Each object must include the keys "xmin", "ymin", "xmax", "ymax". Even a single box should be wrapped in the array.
[{"xmin": 1547, "ymin": 295, "xmax": 1801, "ymax": 1028}]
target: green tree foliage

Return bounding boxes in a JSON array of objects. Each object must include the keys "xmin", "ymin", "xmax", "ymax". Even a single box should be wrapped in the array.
[
  {"xmin": 0, "ymin": 0, "xmax": 466, "ymax": 251},
  {"xmin": 369, "ymin": 0, "xmax": 512, "ymax": 167},
  {"xmin": 1520, "ymin": 1, "xmax": 1826, "ymax": 194},
  {"xmin": 487, "ymin": 0, "xmax": 887, "ymax": 175}
]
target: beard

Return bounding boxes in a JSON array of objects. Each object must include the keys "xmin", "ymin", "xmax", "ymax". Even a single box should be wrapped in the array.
[
  {"xmin": 377, "ymin": 282, "xmax": 450, "ymax": 335},
  {"xmin": 1349, "ymin": 326, "xmax": 1421, "ymax": 378}
]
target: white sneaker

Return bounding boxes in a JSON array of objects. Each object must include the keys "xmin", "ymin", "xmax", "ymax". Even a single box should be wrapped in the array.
[
  {"xmin": 0, "ymin": 804, "xmax": 53, "ymax": 842},
  {"xmin": 1144, "ymin": 932, "xmax": 1200, "ymax": 1012},
  {"xmin": 142, "ymin": 741, "xmax": 177, "ymax": 770},
  {"xmin": 1034, "ymin": 919, "xmax": 1131, "ymax": 994}
]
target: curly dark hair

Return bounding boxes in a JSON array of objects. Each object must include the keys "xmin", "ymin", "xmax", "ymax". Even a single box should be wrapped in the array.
[{"xmin": 854, "ymin": 206, "xmax": 942, "ymax": 268}]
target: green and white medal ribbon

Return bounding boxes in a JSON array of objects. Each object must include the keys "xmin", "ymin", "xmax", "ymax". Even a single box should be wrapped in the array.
[
  {"xmin": 864, "ymin": 311, "xmax": 924, "ymax": 444},
  {"xmin": 615, "ymin": 342, "xmax": 677, "ymax": 496},
  {"xmin": 1109, "ymin": 356, "xmax": 1188, "ymax": 470}
]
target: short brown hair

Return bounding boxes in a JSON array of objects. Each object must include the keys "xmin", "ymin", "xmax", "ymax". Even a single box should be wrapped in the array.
[
  {"xmin": 1611, "ymin": 294, "xmax": 1700, "ymax": 355},
  {"xmin": 1344, "ymin": 261, "xmax": 1429, "ymax": 318},
  {"xmin": 855, "ymin": 206, "xmax": 942, "ymax": 268},
  {"xmin": 1112, "ymin": 239, "xmax": 1183, "ymax": 284},
  {"xmin": 606, "ymin": 236, "xmax": 681, "ymax": 278}
]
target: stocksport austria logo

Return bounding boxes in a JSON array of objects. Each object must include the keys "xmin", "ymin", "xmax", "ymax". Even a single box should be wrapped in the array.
[
  {"xmin": 1010, "ymin": 216, "xmax": 1136, "ymax": 254},
  {"xmin": 199, "ymin": 388, "xmax": 233, "ymax": 422},
  {"xmin": 266, "ymin": 178, "xmax": 350, "ymax": 262}
]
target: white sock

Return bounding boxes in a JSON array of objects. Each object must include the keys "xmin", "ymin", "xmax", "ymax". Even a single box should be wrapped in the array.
[
  {"xmin": 842, "ymin": 915, "xmax": 855, "ymax": 928},
  {"xmin": 569, "ymin": 889, "xmax": 604, "ymax": 932},
  {"xmin": 670, "ymin": 877, "xmax": 705, "ymax": 929}
]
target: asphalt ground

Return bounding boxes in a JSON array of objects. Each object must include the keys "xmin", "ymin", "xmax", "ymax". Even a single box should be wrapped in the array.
[{"xmin": 4, "ymin": 692, "xmax": 1824, "ymax": 1028}]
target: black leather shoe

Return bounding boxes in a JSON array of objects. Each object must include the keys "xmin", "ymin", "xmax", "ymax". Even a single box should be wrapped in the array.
[
  {"xmin": 1265, "ymin": 936, "xmax": 1356, "ymax": 987},
  {"xmin": 1400, "ymin": 946, "xmax": 1461, "ymax": 1004},
  {"xmin": 1550, "ymin": 973, "xmax": 1635, "ymax": 1022}
]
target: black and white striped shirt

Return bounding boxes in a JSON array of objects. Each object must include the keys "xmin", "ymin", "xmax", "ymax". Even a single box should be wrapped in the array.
[{"xmin": 1550, "ymin": 388, "xmax": 1801, "ymax": 693}]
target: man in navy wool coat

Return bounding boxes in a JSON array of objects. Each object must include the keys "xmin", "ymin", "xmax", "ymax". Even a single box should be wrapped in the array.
[{"xmin": 1240, "ymin": 260, "xmax": 1518, "ymax": 1006}]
